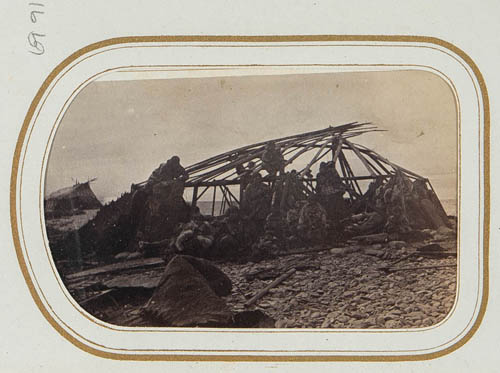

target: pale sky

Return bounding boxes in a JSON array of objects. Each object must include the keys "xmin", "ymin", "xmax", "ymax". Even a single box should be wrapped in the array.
[{"xmin": 45, "ymin": 69, "xmax": 457, "ymax": 203}]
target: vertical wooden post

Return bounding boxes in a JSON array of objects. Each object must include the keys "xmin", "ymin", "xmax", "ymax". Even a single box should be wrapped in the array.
[
  {"xmin": 337, "ymin": 151, "xmax": 354, "ymax": 203},
  {"xmin": 191, "ymin": 185, "xmax": 198, "ymax": 208},
  {"xmin": 349, "ymin": 168, "xmax": 363, "ymax": 196},
  {"xmin": 220, "ymin": 192, "xmax": 226, "ymax": 215},
  {"xmin": 341, "ymin": 151, "xmax": 363, "ymax": 196},
  {"xmin": 211, "ymin": 186, "xmax": 216, "ymax": 216},
  {"xmin": 219, "ymin": 185, "xmax": 230, "ymax": 215},
  {"xmin": 239, "ymin": 178, "xmax": 244, "ymax": 203},
  {"xmin": 332, "ymin": 137, "xmax": 344, "ymax": 165}
]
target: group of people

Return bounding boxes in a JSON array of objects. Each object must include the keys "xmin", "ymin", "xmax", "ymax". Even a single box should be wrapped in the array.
[
  {"xmin": 130, "ymin": 144, "xmax": 349, "ymax": 261},
  {"xmin": 127, "ymin": 143, "xmax": 449, "ymax": 262},
  {"xmin": 344, "ymin": 171, "xmax": 450, "ymax": 236},
  {"xmin": 130, "ymin": 155, "xmax": 249, "ymax": 260},
  {"xmin": 139, "ymin": 204, "xmax": 245, "ymax": 260},
  {"xmin": 236, "ymin": 143, "xmax": 351, "ymax": 257}
]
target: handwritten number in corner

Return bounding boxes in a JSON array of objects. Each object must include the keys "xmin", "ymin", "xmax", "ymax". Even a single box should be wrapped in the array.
[
  {"xmin": 28, "ymin": 32, "xmax": 45, "ymax": 55},
  {"xmin": 28, "ymin": 3, "xmax": 45, "ymax": 55}
]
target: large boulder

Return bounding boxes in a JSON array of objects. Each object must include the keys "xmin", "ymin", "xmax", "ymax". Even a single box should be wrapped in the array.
[
  {"xmin": 143, "ymin": 255, "xmax": 233, "ymax": 327},
  {"xmin": 182, "ymin": 255, "xmax": 232, "ymax": 296}
]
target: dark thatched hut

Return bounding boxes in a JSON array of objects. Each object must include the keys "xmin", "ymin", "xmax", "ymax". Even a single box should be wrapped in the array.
[{"xmin": 45, "ymin": 180, "xmax": 102, "ymax": 216}]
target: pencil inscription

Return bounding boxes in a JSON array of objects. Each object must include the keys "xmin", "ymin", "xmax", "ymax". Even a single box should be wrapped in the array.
[{"xmin": 28, "ymin": 3, "xmax": 45, "ymax": 55}]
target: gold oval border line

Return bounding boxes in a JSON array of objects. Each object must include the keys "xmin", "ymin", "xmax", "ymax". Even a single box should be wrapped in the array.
[{"xmin": 10, "ymin": 35, "xmax": 489, "ymax": 362}]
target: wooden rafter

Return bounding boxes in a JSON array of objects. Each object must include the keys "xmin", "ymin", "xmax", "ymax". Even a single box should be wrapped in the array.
[{"xmin": 133, "ymin": 122, "xmax": 443, "ymax": 216}]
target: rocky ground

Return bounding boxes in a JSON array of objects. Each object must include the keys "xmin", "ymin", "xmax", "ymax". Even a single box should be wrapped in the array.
[
  {"xmin": 220, "ymin": 242, "xmax": 456, "ymax": 329},
  {"xmin": 63, "ymin": 225, "xmax": 457, "ymax": 329}
]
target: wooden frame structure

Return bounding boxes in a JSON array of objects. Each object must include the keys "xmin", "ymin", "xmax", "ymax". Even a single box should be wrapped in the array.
[{"xmin": 167, "ymin": 122, "xmax": 445, "ymax": 216}]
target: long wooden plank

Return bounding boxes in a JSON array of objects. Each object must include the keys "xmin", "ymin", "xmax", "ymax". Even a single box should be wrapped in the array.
[
  {"xmin": 339, "ymin": 151, "xmax": 363, "ymax": 196},
  {"xmin": 224, "ymin": 185, "xmax": 240, "ymax": 205},
  {"xmin": 189, "ymin": 149, "xmax": 265, "ymax": 184},
  {"xmin": 337, "ymin": 151, "xmax": 355, "ymax": 202},
  {"xmin": 138, "ymin": 123, "xmax": 375, "ymax": 185},
  {"xmin": 211, "ymin": 186, "xmax": 216, "ymax": 216},
  {"xmin": 190, "ymin": 135, "xmax": 318, "ymax": 182},
  {"xmin": 217, "ymin": 137, "xmax": 321, "ymax": 182},
  {"xmin": 244, "ymin": 268, "xmax": 296, "ymax": 307},
  {"xmin": 66, "ymin": 258, "xmax": 165, "ymax": 281},
  {"xmin": 426, "ymin": 179, "xmax": 450, "ymax": 219},
  {"xmin": 332, "ymin": 137, "xmax": 344, "ymax": 165},
  {"xmin": 354, "ymin": 143, "xmax": 424, "ymax": 179},
  {"xmin": 362, "ymin": 150, "xmax": 392, "ymax": 174},
  {"xmin": 219, "ymin": 188, "xmax": 226, "ymax": 215},
  {"xmin": 196, "ymin": 185, "xmax": 211, "ymax": 199},
  {"xmin": 191, "ymin": 186, "xmax": 198, "ymax": 207},
  {"xmin": 299, "ymin": 138, "xmax": 332, "ymax": 176},
  {"xmin": 219, "ymin": 184, "xmax": 233, "ymax": 208},
  {"xmin": 245, "ymin": 136, "xmax": 322, "ymax": 176},
  {"xmin": 282, "ymin": 136, "xmax": 326, "ymax": 167},
  {"xmin": 344, "ymin": 140, "xmax": 377, "ymax": 176},
  {"xmin": 188, "ymin": 122, "xmax": 371, "ymax": 177},
  {"xmin": 186, "ymin": 122, "xmax": 364, "ymax": 172},
  {"xmin": 360, "ymin": 152, "xmax": 383, "ymax": 175},
  {"xmin": 298, "ymin": 147, "xmax": 331, "ymax": 176}
]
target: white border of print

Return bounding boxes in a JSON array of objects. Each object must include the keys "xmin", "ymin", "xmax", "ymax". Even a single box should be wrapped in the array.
[{"xmin": 13, "ymin": 39, "xmax": 484, "ymax": 358}]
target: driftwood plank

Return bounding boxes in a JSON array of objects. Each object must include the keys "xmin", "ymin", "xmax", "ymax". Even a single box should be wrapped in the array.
[
  {"xmin": 276, "ymin": 246, "xmax": 331, "ymax": 257},
  {"xmin": 66, "ymin": 257, "xmax": 165, "ymax": 281},
  {"xmin": 244, "ymin": 268, "xmax": 297, "ymax": 307},
  {"xmin": 385, "ymin": 264, "xmax": 456, "ymax": 273},
  {"xmin": 351, "ymin": 233, "xmax": 388, "ymax": 244}
]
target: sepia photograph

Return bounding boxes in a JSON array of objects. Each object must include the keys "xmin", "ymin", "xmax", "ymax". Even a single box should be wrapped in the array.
[{"xmin": 43, "ymin": 68, "xmax": 458, "ymax": 329}]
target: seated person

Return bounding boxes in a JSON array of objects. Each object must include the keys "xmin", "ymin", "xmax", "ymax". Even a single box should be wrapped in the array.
[
  {"xmin": 129, "ymin": 155, "xmax": 189, "ymax": 249},
  {"xmin": 174, "ymin": 220, "xmax": 215, "ymax": 257},
  {"xmin": 146, "ymin": 155, "xmax": 188, "ymax": 186},
  {"xmin": 261, "ymin": 142, "xmax": 285, "ymax": 177},
  {"xmin": 213, "ymin": 205, "xmax": 244, "ymax": 258},
  {"xmin": 297, "ymin": 194, "xmax": 328, "ymax": 245},
  {"xmin": 344, "ymin": 211, "xmax": 385, "ymax": 235}
]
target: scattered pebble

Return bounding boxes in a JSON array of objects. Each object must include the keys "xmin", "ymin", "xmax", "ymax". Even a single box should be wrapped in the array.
[{"xmin": 220, "ymin": 242, "xmax": 457, "ymax": 329}]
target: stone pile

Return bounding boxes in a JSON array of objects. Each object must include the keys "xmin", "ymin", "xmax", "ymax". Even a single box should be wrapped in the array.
[
  {"xmin": 220, "ymin": 235, "xmax": 457, "ymax": 329},
  {"xmin": 66, "ymin": 229, "xmax": 457, "ymax": 330}
]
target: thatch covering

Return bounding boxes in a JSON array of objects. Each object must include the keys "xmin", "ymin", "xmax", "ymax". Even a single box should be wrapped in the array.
[{"xmin": 45, "ymin": 180, "xmax": 102, "ymax": 213}]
